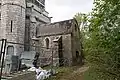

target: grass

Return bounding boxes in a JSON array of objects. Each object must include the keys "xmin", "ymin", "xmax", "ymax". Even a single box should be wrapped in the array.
[
  {"xmin": 83, "ymin": 68, "xmax": 100, "ymax": 80},
  {"xmin": 45, "ymin": 65, "xmax": 84, "ymax": 80}
]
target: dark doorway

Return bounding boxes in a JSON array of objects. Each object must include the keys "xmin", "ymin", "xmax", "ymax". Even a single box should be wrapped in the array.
[
  {"xmin": 7, "ymin": 46, "xmax": 14, "ymax": 55},
  {"xmin": 58, "ymin": 36, "xmax": 63, "ymax": 66},
  {"xmin": 76, "ymin": 51, "xmax": 82, "ymax": 64},
  {"xmin": 76, "ymin": 51, "xmax": 79, "ymax": 59}
]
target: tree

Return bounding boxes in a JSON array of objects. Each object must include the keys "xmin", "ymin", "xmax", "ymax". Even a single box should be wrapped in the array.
[
  {"xmin": 84, "ymin": 0, "xmax": 120, "ymax": 79},
  {"xmin": 75, "ymin": 0, "xmax": 120, "ymax": 79},
  {"xmin": 74, "ymin": 13, "xmax": 89, "ymax": 31}
]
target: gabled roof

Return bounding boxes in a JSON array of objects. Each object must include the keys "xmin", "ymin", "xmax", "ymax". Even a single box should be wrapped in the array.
[{"xmin": 36, "ymin": 19, "xmax": 77, "ymax": 37}]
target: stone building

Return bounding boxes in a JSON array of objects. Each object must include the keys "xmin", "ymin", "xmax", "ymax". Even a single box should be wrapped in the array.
[
  {"xmin": 0, "ymin": 0, "xmax": 50, "ymax": 73},
  {"xmin": 0, "ymin": 0, "xmax": 83, "ymax": 70},
  {"xmin": 36, "ymin": 19, "xmax": 83, "ymax": 66},
  {"xmin": 0, "ymin": 0, "xmax": 50, "ymax": 56}
]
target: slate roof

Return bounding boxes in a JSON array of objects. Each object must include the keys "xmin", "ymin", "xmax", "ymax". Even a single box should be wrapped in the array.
[{"xmin": 37, "ymin": 19, "xmax": 76, "ymax": 37}]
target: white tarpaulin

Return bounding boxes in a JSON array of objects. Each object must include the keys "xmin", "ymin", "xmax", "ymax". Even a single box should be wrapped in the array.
[{"xmin": 28, "ymin": 67, "xmax": 51, "ymax": 80}]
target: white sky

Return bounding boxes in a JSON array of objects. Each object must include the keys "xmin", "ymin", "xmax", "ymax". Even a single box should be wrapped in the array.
[{"xmin": 45, "ymin": 0, "xmax": 94, "ymax": 22}]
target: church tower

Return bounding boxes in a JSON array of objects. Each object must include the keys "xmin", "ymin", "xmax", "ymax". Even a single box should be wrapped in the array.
[{"xmin": 0, "ymin": 0, "xmax": 26, "ymax": 55}]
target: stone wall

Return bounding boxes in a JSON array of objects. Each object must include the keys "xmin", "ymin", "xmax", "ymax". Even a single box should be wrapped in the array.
[
  {"xmin": 37, "ymin": 19, "xmax": 83, "ymax": 66},
  {"xmin": 38, "ymin": 34, "xmax": 72, "ymax": 66},
  {"xmin": 37, "ymin": 19, "xmax": 73, "ymax": 37},
  {"xmin": 62, "ymin": 34, "xmax": 72, "ymax": 65},
  {"xmin": 0, "ymin": 0, "xmax": 26, "ymax": 55},
  {"xmin": 24, "ymin": 17, "xmax": 31, "ymax": 51},
  {"xmin": 71, "ymin": 21, "xmax": 83, "ymax": 65},
  {"xmin": 25, "ymin": 3, "xmax": 51, "ymax": 51},
  {"xmin": 36, "ymin": 19, "xmax": 83, "ymax": 66}
]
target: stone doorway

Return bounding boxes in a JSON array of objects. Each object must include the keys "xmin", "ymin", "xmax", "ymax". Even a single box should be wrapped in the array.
[
  {"xmin": 7, "ymin": 46, "xmax": 14, "ymax": 55},
  {"xmin": 58, "ymin": 36, "xmax": 63, "ymax": 66},
  {"xmin": 53, "ymin": 36, "xmax": 63, "ymax": 66}
]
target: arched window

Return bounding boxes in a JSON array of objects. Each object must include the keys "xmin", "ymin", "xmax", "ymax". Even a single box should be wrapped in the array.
[{"xmin": 45, "ymin": 38, "xmax": 49, "ymax": 49}]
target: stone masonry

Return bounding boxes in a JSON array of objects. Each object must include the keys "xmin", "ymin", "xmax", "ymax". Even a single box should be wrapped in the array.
[
  {"xmin": 0, "ymin": 0, "xmax": 83, "ymax": 74},
  {"xmin": 0, "ymin": 0, "xmax": 50, "ymax": 55},
  {"xmin": 0, "ymin": 0, "xmax": 51, "ymax": 74},
  {"xmin": 0, "ymin": 0, "xmax": 26, "ymax": 55},
  {"xmin": 37, "ymin": 19, "xmax": 83, "ymax": 66}
]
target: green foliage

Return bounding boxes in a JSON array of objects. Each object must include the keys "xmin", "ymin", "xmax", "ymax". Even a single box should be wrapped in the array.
[
  {"xmin": 74, "ymin": 13, "xmax": 89, "ymax": 31},
  {"xmin": 74, "ymin": 13, "xmax": 91, "ymax": 57},
  {"xmin": 76, "ymin": 0, "xmax": 120, "ymax": 80}
]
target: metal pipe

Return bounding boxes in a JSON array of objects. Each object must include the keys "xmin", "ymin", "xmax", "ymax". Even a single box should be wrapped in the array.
[{"xmin": 0, "ymin": 39, "xmax": 7, "ymax": 80}]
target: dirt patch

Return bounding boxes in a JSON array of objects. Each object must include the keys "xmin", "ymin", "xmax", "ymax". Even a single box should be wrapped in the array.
[
  {"xmin": 60, "ymin": 66, "xmax": 89, "ymax": 80},
  {"xmin": 47, "ymin": 66, "xmax": 89, "ymax": 80}
]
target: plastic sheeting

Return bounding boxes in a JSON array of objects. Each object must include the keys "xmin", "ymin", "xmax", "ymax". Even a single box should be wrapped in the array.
[{"xmin": 28, "ymin": 67, "xmax": 51, "ymax": 80}]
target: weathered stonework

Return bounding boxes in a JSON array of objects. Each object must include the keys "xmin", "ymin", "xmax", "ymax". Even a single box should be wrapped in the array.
[
  {"xmin": 37, "ymin": 19, "xmax": 83, "ymax": 66},
  {"xmin": 0, "ymin": 0, "xmax": 51, "ymax": 54},
  {"xmin": 0, "ymin": 0, "xmax": 83, "ymax": 74},
  {"xmin": 0, "ymin": 0, "xmax": 51, "ymax": 74},
  {"xmin": 1, "ymin": 0, "xmax": 26, "ymax": 55}
]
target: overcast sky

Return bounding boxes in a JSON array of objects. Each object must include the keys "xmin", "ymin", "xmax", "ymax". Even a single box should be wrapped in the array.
[{"xmin": 45, "ymin": 0, "xmax": 94, "ymax": 22}]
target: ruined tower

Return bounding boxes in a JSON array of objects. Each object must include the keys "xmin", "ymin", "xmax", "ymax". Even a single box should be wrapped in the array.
[{"xmin": 0, "ymin": 0, "xmax": 26, "ymax": 55}]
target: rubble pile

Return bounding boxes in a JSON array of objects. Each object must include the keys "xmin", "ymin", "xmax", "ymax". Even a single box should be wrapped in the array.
[{"xmin": 28, "ymin": 67, "xmax": 54, "ymax": 80}]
